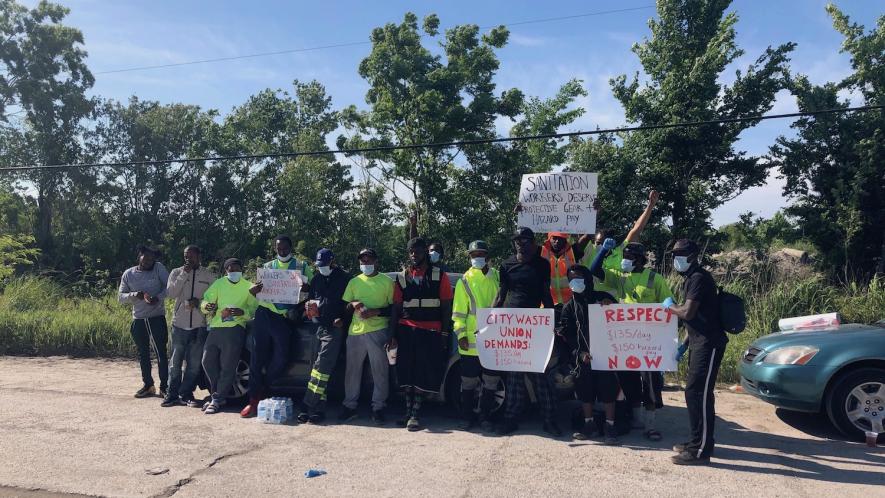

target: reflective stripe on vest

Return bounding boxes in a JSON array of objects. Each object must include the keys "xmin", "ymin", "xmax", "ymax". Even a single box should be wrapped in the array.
[
  {"xmin": 462, "ymin": 275, "xmax": 478, "ymax": 316},
  {"xmin": 398, "ymin": 267, "xmax": 442, "ymax": 310},
  {"xmin": 541, "ymin": 244, "xmax": 576, "ymax": 305}
]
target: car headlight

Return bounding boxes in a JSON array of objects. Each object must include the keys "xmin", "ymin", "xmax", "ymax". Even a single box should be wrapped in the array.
[{"xmin": 761, "ymin": 346, "xmax": 819, "ymax": 365}]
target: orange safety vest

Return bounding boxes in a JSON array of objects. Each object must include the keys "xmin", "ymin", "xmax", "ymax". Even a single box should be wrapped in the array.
[{"xmin": 540, "ymin": 242, "xmax": 576, "ymax": 305}]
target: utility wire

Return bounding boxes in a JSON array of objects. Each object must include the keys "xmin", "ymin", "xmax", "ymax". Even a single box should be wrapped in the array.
[
  {"xmin": 93, "ymin": 6, "xmax": 656, "ymax": 74},
  {"xmin": 1, "ymin": 105, "xmax": 880, "ymax": 173}
]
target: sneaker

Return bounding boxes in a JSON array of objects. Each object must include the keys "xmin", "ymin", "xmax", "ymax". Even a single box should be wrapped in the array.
[
  {"xmin": 572, "ymin": 420, "xmax": 598, "ymax": 441},
  {"xmin": 396, "ymin": 414, "xmax": 410, "ymax": 427},
  {"xmin": 672, "ymin": 451, "xmax": 710, "ymax": 465},
  {"xmin": 308, "ymin": 412, "xmax": 326, "ymax": 425},
  {"xmin": 406, "ymin": 417, "xmax": 422, "ymax": 431},
  {"xmin": 338, "ymin": 407, "xmax": 358, "ymax": 422},
  {"xmin": 603, "ymin": 423, "xmax": 621, "ymax": 446},
  {"xmin": 160, "ymin": 396, "xmax": 181, "ymax": 408},
  {"xmin": 496, "ymin": 420, "xmax": 518, "ymax": 436},
  {"xmin": 372, "ymin": 409, "xmax": 386, "ymax": 426},
  {"xmin": 297, "ymin": 411, "xmax": 310, "ymax": 424},
  {"xmin": 543, "ymin": 421, "xmax": 563, "ymax": 437},
  {"xmin": 134, "ymin": 385, "xmax": 156, "ymax": 398},
  {"xmin": 184, "ymin": 397, "xmax": 202, "ymax": 408},
  {"xmin": 204, "ymin": 398, "xmax": 225, "ymax": 415},
  {"xmin": 672, "ymin": 442, "xmax": 692, "ymax": 453},
  {"xmin": 159, "ymin": 388, "xmax": 167, "ymax": 399},
  {"xmin": 240, "ymin": 398, "xmax": 260, "ymax": 418}
]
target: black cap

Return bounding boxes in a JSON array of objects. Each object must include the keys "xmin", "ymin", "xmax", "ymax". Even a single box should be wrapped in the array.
[
  {"xmin": 407, "ymin": 237, "xmax": 427, "ymax": 251},
  {"xmin": 223, "ymin": 258, "xmax": 243, "ymax": 269},
  {"xmin": 623, "ymin": 242, "xmax": 647, "ymax": 258},
  {"xmin": 358, "ymin": 248, "xmax": 378, "ymax": 259},
  {"xmin": 672, "ymin": 239, "xmax": 699, "ymax": 256},
  {"xmin": 511, "ymin": 226, "xmax": 535, "ymax": 241}
]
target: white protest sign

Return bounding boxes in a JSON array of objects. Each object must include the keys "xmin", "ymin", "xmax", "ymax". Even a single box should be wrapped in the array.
[
  {"xmin": 475, "ymin": 308, "xmax": 555, "ymax": 373},
  {"xmin": 256, "ymin": 268, "xmax": 303, "ymax": 305},
  {"xmin": 587, "ymin": 303, "xmax": 678, "ymax": 371},
  {"xmin": 517, "ymin": 172, "xmax": 598, "ymax": 234}
]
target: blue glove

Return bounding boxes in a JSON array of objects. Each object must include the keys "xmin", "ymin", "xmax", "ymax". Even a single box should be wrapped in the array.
[
  {"xmin": 675, "ymin": 342, "xmax": 688, "ymax": 362},
  {"xmin": 662, "ymin": 296, "xmax": 675, "ymax": 309},
  {"xmin": 602, "ymin": 238, "xmax": 616, "ymax": 250}
]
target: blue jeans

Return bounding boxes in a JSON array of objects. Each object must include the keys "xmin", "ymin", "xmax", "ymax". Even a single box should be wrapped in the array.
[{"xmin": 168, "ymin": 326, "xmax": 207, "ymax": 399}]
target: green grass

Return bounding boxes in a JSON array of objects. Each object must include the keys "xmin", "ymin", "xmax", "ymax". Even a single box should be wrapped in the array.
[{"xmin": 2, "ymin": 273, "xmax": 883, "ymax": 385}]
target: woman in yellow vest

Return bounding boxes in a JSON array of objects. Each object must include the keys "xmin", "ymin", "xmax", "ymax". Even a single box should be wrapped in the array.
[{"xmin": 452, "ymin": 240, "xmax": 500, "ymax": 432}]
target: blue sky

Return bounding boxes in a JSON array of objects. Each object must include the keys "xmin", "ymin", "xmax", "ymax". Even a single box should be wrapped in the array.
[{"xmin": 51, "ymin": 0, "xmax": 880, "ymax": 227}]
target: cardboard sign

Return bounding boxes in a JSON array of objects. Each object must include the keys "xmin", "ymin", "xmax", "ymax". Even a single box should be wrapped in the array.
[
  {"xmin": 517, "ymin": 172, "xmax": 598, "ymax": 234},
  {"xmin": 476, "ymin": 308, "xmax": 555, "ymax": 373},
  {"xmin": 256, "ymin": 268, "xmax": 303, "ymax": 305},
  {"xmin": 587, "ymin": 304, "xmax": 678, "ymax": 371}
]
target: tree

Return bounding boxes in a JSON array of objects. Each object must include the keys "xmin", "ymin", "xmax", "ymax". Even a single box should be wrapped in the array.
[
  {"xmin": 771, "ymin": 6, "xmax": 884, "ymax": 278},
  {"xmin": 0, "ymin": 0, "xmax": 94, "ymax": 257},
  {"xmin": 338, "ymin": 13, "xmax": 522, "ymax": 236},
  {"xmin": 610, "ymin": 0, "xmax": 794, "ymax": 244}
]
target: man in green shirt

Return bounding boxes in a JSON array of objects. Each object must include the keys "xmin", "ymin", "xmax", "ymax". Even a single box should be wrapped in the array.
[
  {"xmin": 200, "ymin": 258, "xmax": 260, "ymax": 415},
  {"xmin": 339, "ymin": 248, "xmax": 394, "ymax": 425}
]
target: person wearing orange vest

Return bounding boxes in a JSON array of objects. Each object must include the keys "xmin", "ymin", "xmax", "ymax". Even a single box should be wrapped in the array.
[{"xmin": 540, "ymin": 232, "xmax": 586, "ymax": 310}]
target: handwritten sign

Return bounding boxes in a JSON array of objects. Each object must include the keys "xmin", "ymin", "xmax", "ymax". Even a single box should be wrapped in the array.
[
  {"xmin": 256, "ymin": 268, "xmax": 303, "ymax": 305},
  {"xmin": 517, "ymin": 172, "xmax": 598, "ymax": 234},
  {"xmin": 587, "ymin": 303, "xmax": 678, "ymax": 371},
  {"xmin": 475, "ymin": 308, "xmax": 555, "ymax": 373}
]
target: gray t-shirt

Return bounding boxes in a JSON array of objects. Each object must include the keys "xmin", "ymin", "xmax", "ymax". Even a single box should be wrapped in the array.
[{"xmin": 118, "ymin": 263, "xmax": 170, "ymax": 319}]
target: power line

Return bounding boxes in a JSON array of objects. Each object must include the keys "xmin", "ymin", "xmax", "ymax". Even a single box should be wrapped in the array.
[
  {"xmin": 93, "ymin": 6, "xmax": 656, "ymax": 75},
  {"xmin": 1, "ymin": 105, "xmax": 879, "ymax": 173}
]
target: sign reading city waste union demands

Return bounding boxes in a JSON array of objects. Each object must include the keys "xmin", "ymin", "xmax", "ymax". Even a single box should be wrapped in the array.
[{"xmin": 476, "ymin": 308, "xmax": 555, "ymax": 373}]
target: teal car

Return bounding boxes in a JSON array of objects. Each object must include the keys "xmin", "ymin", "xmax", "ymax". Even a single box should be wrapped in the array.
[{"xmin": 739, "ymin": 322, "xmax": 885, "ymax": 440}]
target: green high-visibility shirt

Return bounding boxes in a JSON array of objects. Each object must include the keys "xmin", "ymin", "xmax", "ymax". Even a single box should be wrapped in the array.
[
  {"xmin": 600, "ymin": 267, "xmax": 673, "ymax": 304},
  {"xmin": 581, "ymin": 243, "xmax": 624, "ymax": 295},
  {"xmin": 342, "ymin": 273, "xmax": 394, "ymax": 335},
  {"xmin": 201, "ymin": 277, "xmax": 259, "ymax": 328}
]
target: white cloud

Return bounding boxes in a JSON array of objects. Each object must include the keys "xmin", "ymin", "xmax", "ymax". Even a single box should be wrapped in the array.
[{"xmin": 508, "ymin": 33, "xmax": 547, "ymax": 47}]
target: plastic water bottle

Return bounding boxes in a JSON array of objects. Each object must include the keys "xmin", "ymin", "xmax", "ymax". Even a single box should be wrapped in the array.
[{"xmin": 304, "ymin": 469, "xmax": 327, "ymax": 478}]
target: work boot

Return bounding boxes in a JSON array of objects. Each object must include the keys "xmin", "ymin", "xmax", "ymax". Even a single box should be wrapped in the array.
[
  {"xmin": 459, "ymin": 389, "xmax": 476, "ymax": 431},
  {"xmin": 572, "ymin": 419, "xmax": 599, "ymax": 440},
  {"xmin": 672, "ymin": 451, "xmax": 710, "ymax": 466},
  {"xmin": 406, "ymin": 417, "xmax": 422, "ymax": 431},
  {"xmin": 603, "ymin": 422, "xmax": 621, "ymax": 446},
  {"xmin": 308, "ymin": 412, "xmax": 326, "ymax": 425},
  {"xmin": 296, "ymin": 404, "xmax": 310, "ymax": 424},
  {"xmin": 134, "ymin": 385, "xmax": 156, "ymax": 398},
  {"xmin": 240, "ymin": 397, "xmax": 260, "ymax": 418}
]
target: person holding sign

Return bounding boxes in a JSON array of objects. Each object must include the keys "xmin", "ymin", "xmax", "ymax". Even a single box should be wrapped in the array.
[
  {"xmin": 493, "ymin": 227, "xmax": 562, "ymax": 437},
  {"xmin": 240, "ymin": 235, "xmax": 312, "ymax": 418},
  {"xmin": 339, "ymin": 248, "xmax": 394, "ymax": 425},
  {"xmin": 390, "ymin": 237, "xmax": 454, "ymax": 432},
  {"xmin": 664, "ymin": 239, "xmax": 726, "ymax": 465},
  {"xmin": 555, "ymin": 264, "xmax": 620, "ymax": 445},
  {"xmin": 593, "ymin": 240, "xmax": 673, "ymax": 441},
  {"xmin": 452, "ymin": 240, "xmax": 500, "ymax": 432},
  {"xmin": 200, "ymin": 258, "xmax": 259, "ymax": 415},
  {"xmin": 578, "ymin": 190, "xmax": 659, "ymax": 295}
]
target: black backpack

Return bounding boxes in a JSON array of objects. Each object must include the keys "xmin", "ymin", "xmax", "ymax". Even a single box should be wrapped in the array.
[{"xmin": 718, "ymin": 287, "xmax": 746, "ymax": 334}]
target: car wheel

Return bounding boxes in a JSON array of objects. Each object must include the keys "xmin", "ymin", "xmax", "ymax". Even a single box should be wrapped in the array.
[
  {"xmin": 825, "ymin": 367, "xmax": 885, "ymax": 440},
  {"xmin": 230, "ymin": 350, "xmax": 251, "ymax": 404}
]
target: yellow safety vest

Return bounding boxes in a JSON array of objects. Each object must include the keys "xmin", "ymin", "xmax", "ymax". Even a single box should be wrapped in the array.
[{"xmin": 452, "ymin": 267, "xmax": 500, "ymax": 356}]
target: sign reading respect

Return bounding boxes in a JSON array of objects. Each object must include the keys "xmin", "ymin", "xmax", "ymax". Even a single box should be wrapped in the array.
[
  {"xmin": 517, "ymin": 172, "xmax": 598, "ymax": 234},
  {"xmin": 587, "ymin": 304, "xmax": 679, "ymax": 372}
]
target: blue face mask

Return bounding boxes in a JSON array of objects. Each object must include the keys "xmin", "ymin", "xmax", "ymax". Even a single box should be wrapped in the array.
[
  {"xmin": 227, "ymin": 272, "xmax": 242, "ymax": 283},
  {"xmin": 569, "ymin": 279, "xmax": 586, "ymax": 294},
  {"xmin": 673, "ymin": 256, "xmax": 691, "ymax": 273},
  {"xmin": 360, "ymin": 264, "xmax": 375, "ymax": 276},
  {"xmin": 620, "ymin": 258, "xmax": 635, "ymax": 272},
  {"xmin": 429, "ymin": 251, "xmax": 441, "ymax": 263}
]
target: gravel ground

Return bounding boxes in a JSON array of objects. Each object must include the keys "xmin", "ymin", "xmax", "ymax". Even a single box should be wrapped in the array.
[{"xmin": 0, "ymin": 356, "xmax": 883, "ymax": 498}]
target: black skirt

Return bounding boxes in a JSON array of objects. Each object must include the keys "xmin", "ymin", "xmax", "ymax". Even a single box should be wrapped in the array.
[{"xmin": 396, "ymin": 325, "xmax": 447, "ymax": 393}]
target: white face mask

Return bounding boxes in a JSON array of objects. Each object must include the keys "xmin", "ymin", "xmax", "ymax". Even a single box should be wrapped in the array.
[
  {"xmin": 318, "ymin": 266, "xmax": 332, "ymax": 276},
  {"xmin": 470, "ymin": 257, "xmax": 486, "ymax": 269},
  {"xmin": 360, "ymin": 264, "xmax": 375, "ymax": 276},
  {"xmin": 277, "ymin": 254, "xmax": 292, "ymax": 262},
  {"xmin": 620, "ymin": 258, "xmax": 635, "ymax": 272},
  {"xmin": 429, "ymin": 251, "xmax": 441, "ymax": 263},
  {"xmin": 673, "ymin": 256, "xmax": 691, "ymax": 273},
  {"xmin": 569, "ymin": 279, "xmax": 586, "ymax": 294},
  {"xmin": 227, "ymin": 271, "xmax": 242, "ymax": 283}
]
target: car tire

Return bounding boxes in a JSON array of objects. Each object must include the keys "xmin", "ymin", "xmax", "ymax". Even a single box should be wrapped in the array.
[
  {"xmin": 825, "ymin": 367, "xmax": 885, "ymax": 441},
  {"xmin": 230, "ymin": 348, "xmax": 251, "ymax": 405}
]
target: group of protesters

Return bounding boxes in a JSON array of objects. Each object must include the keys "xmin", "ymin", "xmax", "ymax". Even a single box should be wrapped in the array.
[{"xmin": 118, "ymin": 188, "xmax": 728, "ymax": 465}]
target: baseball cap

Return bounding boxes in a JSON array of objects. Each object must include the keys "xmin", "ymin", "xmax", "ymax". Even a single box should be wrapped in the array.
[
  {"xmin": 358, "ymin": 248, "xmax": 378, "ymax": 259},
  {"xmin": 223, "ymin": 258, "xmax": 243, "ymax": 269},
  {"xmin": 672, "ymin": 239, "xmax": 699, "ymax": 256},
  {"xmin": 315, "ymin": 248, "xmax": 334, "ymax": 266},
  {"xmin": 467, "ymin": 240, "xmax": 490, "ymax": 254},
  {"xmin": 623, "ymin": 242, "xmax": 647, "ymax": 258},
  {"xmin": 511, "ymin": 226, "xmax": 535, "ymax": 241}
]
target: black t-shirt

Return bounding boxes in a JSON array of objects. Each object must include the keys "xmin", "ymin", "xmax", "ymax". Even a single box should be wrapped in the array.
[
  {"xmin": 498, "ymin": 250, "xmax": 554, "ymax": 309},
  {"xmin": 681, "ymin": 266, "xmax": 727, "ymax": 346}
]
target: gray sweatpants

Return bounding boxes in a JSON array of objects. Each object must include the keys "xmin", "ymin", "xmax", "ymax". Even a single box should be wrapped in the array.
[
  {"xmin": 201, "ymin": 326, "xmax": 245, "ymax": 401},
  {"xmin": 343, "ymin": 329, "xmax": 389, "ymax": 411}
]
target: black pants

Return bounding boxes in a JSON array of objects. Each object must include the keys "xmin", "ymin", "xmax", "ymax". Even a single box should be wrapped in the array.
[
  {"xmin": 248, "ymin": 307, "xmax": 293, "ymax": 398},
  {"xmin": 575, "ymin": 367, "xmax": 619, "ymax": 404},
  {"xmin": 619, "ymin": 371, "xmax": 664, "ymax": 409},
  {"xmin": 130, "ymin": 316, "xmax": 169, "ymax": 390},
  {"xmin": 397, "ymin": 325, "xmax": 447, "ymax": 393},
  {"xmin": 684, "ymin": 342, "xmax": 725, "ymax": 458},
  {"xmin": 302, "ymin": 324, "xmax": 345, "ymax": 412}
]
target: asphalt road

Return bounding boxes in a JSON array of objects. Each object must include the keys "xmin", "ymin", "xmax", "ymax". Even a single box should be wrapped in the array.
[{"xmin": 1, "ymin": 357, "xmax": 883, "ymax": 498}]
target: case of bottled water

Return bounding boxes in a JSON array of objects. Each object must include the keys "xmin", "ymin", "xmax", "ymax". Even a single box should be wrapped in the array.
[{"xmin": 257, "ymin": 397, "xmax": 294, "ymax": 424}]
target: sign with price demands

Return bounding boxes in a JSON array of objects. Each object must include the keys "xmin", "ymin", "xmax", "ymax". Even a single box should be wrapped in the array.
[
  {"xmin": 256, "ymin": 268, "xmax": 303, "ymax": 305},
  {"xmin": 587, "ymin": 303, "xmax": 679, "ymax": 372},
  {"xmin": 475, "ymin": 308, "xmax": 555, "ymax": 373}
]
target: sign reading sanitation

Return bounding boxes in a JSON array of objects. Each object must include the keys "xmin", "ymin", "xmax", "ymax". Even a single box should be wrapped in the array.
[
  {"xmin": 517, "ymin": 172, "xmax": 598, "ymax": 234},
  {"xmin": 256, "ymin": 268, "xmax": 303, "ymax": 305},
  {"xmin": 475, "ymin": 308, "xmax": 556, "ymax": 373},
  {"xmin": 587, "ymin": 304, "xmax": 679, "ymax": 372}
]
